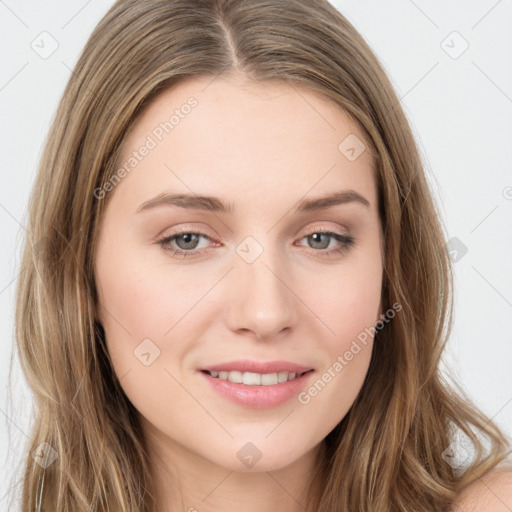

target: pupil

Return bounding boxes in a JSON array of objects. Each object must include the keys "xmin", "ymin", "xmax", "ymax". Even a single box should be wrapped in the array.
[
  {"xmin": 178, "ymin": 233, "xmax": 197, "ymax": 249},
  {"xmin": 310, "ymin": 233, "xmax": 328, "ymax": 249}
]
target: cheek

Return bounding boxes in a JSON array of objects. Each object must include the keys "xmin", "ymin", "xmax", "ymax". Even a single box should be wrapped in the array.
[
  {"xmin": 94, "ymin": 240, "xmax": 202, "ymax": 371},
  {"xmin": 298, "ymin": 253, "xmax": 382, "ymax": 417},
  {"xmin": 97, "ymin": 229, "xmax": 215, "ymax": 329},
  {"xmin": 294, "ymin": 265, "xmax": 381, "ymax": 434},
  {"xmin": 306, "ymin": 258, "xmax": 382, "ymax": 348},
  {"xmin": 95, "ymin": 248, "xmax": 210, "ymax": 421}
]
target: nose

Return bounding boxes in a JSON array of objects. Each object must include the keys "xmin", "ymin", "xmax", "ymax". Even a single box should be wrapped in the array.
[{"xmin": 225, "ymin": 244, "xmax": 299, "ymax": 341}]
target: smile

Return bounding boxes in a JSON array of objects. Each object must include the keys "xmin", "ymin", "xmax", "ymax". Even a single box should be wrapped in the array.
[
  {"xmin": 202, "ymin": 369, "xmax": 313, "ymax": 386},
  {"xmin": 199, "ymin": 368, "xmax": 315, "ymax": 408}
]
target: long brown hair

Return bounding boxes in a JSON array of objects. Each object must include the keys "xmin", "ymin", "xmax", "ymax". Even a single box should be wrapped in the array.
[{"xmin": 12, "ymin": 0, "xmax": 511, "ymax": 510}]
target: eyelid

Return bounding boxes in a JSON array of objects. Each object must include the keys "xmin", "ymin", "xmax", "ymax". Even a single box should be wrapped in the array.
[
  {"xmin": 156, "ymin": 222, "xmax": 354, "ymax": 259},
  {"xmin": 155, "ymin": 223, "xmax": 216, "ymax": 239},
  {"xmin": 157, "ymin": 222, "xmax": 350, "ymax": 244},
  {"xmin": 301, "ymin": 222, "xmax": 350, "ymax": 237}
]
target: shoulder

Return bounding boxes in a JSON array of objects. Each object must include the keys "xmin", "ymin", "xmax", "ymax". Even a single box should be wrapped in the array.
[{"xmin": 452, "ymin": 465, "xmax": 512, "ymax": 511}]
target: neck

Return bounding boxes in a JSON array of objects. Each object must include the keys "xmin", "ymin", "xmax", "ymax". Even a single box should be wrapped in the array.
[{"xmin": 144, "ymin": 425, "xmax": 327, "ymax": 512}]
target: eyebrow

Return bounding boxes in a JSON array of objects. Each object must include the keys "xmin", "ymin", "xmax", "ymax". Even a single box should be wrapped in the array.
[{"xmin": 136, "ymin": 190, "xmax": 370, "ymax": 215}]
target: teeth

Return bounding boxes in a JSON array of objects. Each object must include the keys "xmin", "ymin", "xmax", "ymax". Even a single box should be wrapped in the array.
[
  {"xmin": 208, "ymin": 370, "xmax": 303, "ymax": 385},
  {"xmin": 261, "ymin": 373, "xmax": 277, "ymax": 385},
  {"xmin": 277, "ymin": 371, "xmax": 289, "ymax": 383},
  {"xmin": 243, "ymin": 372, "xmax": 261, "ymax": 385}
]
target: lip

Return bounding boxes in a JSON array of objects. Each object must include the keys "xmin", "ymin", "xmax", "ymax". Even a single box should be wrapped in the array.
[
  {"xmin": 198, "ymin": 361, "xmax": 315, "ymax": 409},
  {"xmin": 200, "ymin": 359, "xmax": 313, "ymax": 374}
]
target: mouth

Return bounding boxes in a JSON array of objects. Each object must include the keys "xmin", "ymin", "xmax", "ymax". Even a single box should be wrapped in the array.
[
  {"xmin": 198, "ymin": 366, "xmax": 316, "ymax": 408},
  {"xmin": 200, "ymin": 368, "xmax": 314, "ymax": 386}
]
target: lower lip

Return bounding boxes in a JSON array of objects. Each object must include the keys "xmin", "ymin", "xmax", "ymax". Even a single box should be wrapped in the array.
[{"xmin": 198, "ymin": 370, "xmax": 314, "ymax": 409}]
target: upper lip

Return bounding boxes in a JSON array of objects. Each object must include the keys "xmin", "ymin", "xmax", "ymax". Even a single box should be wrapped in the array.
[{"xmin": 200, "ymin": 360, "xmax": 314, "ymax": 374}]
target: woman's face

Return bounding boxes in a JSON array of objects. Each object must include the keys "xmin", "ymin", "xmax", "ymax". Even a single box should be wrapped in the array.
[{"xmin": 94, "ymin": 74, "xmax": 383, "ymax": 475}]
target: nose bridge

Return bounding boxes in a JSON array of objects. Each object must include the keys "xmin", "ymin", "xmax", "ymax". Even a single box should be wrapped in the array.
[{"xmin": 227, "ymin": 234, "xmax": 298, "ymax": 339}]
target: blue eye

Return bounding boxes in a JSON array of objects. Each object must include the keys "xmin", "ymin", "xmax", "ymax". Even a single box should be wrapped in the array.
[{"xmin": 157, "ymin": 229, "xmax": 355, "ymax": 259}]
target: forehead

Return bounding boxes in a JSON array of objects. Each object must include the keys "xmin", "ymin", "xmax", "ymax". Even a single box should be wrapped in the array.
[{"xmin": 111, "ymin": 74, "xmax": 377, "ymax": 213}]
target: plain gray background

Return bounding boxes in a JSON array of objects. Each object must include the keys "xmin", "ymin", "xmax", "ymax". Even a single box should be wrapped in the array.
[{"xmin": 1, "ymin": 0, "xmax": 511, "ymax": 508}]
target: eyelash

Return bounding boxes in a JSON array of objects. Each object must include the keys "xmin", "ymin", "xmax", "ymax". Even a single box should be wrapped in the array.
[{"xmin": 156, "ymin": 227, "xmax": 355, "ymax": 259}]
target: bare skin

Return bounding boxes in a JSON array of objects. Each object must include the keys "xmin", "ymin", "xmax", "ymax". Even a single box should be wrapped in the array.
[{"xmin": 94, "ymin": 72, "xmax": 384, "ymax": 512}]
